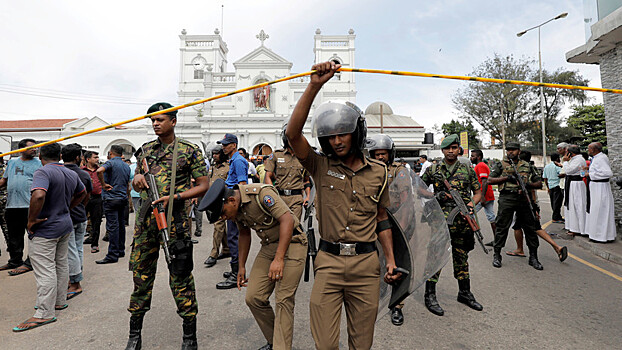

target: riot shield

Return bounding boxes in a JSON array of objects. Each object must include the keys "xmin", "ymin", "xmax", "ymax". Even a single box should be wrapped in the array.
[{"xmin": 377, "ymin": 168, "xmax": 451, "ymax": 318}]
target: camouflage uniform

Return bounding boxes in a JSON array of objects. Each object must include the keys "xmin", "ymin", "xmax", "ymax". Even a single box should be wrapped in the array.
[
  {"xmin": 128, "ymin": 138, "xmax": 208, "ymax": 319},
  {"xmin": 421, "ymin": 160, "xmax": 480, "ymax": 282},
  {"xmin": 0, "ymin": 163, "xmax": 8, "ymax": 245},
  {"xmin": 491, "ymin": 158, "xmax": 541, "ymax": 252}
]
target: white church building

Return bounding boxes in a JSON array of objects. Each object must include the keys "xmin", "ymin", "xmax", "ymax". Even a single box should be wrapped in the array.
[{"xmin": 1, "ymin": 29, "xmax": 428, "ymax": 160}]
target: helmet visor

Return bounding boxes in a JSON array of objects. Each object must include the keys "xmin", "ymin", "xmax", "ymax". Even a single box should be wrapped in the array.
[
  {"xmin": 312, "ymin": 101, "xmax": 362, "ymax": 138},
  {"xmin": 366, "ymin": 134, "xmax": 393, "ymax": 151}
]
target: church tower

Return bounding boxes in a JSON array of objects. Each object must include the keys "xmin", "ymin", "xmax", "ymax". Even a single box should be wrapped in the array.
[{"xmin": 313, "ymin": 28, "xmax": 357, "ymax": 104}]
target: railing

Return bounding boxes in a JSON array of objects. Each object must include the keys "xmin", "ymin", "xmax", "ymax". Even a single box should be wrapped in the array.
[
  {"xmin": 321, "ymin": 41, "xmax": 348, "ymax": 47},
  {"xmin": 213, "ymin": 74, "xmax": 236, "ymax": 82},
  {"xmin": 186, "ymin": 41, "xmax": 214, "ymax": 47}
]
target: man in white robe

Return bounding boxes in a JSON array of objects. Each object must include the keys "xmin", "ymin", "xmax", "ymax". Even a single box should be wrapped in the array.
[
  {"xmin": 585, "ymin": 142, "xmax": 616, "ymax": 242},
  {"xmin": 561, "ymin": 145, "xmax": 587, "ymax": 235}
]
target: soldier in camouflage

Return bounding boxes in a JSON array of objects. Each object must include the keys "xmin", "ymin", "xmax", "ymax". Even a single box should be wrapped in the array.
[
  {"xmin": 366, "ymin": 134, "xmax": 407, "ymax": 326},
  {"xmin": 126, "ymin": 102, "xmax": 209, "ymax": 350},
  {"xmin": 487, "ymin": 142, "xmax": 543, "ymax": 270},
  {"xmin": 420, "ymin": 134, "xmax": 483, "ymax": 316}
]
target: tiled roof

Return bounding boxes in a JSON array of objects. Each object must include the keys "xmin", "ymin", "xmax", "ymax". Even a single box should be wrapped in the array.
[{"xmin": 0, "ymin": 119, "xmax": 77, "ymax": 129}]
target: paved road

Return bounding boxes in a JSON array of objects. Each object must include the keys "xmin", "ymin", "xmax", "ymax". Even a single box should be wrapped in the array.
[{"xmin": 1, "ymin": 191, "xmax": 621, "ymax": 349}]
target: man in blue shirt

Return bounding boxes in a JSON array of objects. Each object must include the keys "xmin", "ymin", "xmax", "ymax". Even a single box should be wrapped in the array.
[
  {"xmin": 216, "ymin": 133, "xmax": 248, "ymax": 289},
  {"xmin": 0, "ymin": 138, "xmax": 42, "ymax": 275},
  {"xmin": 95, "ymin": 145, "xmax": 130, "ymax": 264},
  {"xmin": 542, "ymin": 153, "xmax": 564, "ymax": 223}
]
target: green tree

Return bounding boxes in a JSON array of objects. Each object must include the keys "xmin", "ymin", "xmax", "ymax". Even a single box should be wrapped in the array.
[
  {"xmin": 566, "ymin": 104, "xmax": 607, "ymax": 150},
  {"xmin": 438, "ymin": 119, "xmax": 482, "ymax": 149}
]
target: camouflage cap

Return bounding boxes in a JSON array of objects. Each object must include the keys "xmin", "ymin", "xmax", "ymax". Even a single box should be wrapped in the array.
[
  {"xmin": 440, "ymin": 134, "xmax": 460, "ymax": 149},
  {"xmin": 506, "ymin": 142, "xmax": 521, "ymax": 150}
]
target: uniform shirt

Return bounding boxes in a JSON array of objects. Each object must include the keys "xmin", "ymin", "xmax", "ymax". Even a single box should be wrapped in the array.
[
  {"xmin": 234, "ymin": 183, "xmax": 300, "ymax": 245},
  {"xmin": 474, "ymin": 161, "xmax": 494, "ymax": 202},
  {"xmin": 542, "ymin": 162, "xmax": 561, "ymax": 189},
  {"xmin": 386, "ymin": 161, "xmax": 405, "ymax": 186},
  {"xmin": 30, "ymin": 163, "xmax": 85, "ymax": 239},
  {"xmin": 208, "ymin": 162, "xmax": 230, "ymax": 186},
  {"xmin": 299, "ymin": 148, "xmax": 390, "ymax": 243},
  {"xmin": 136, "ymin": 138, "xmax": 208, "ymax": 201},
  {"xmin": 264, "ymin": 149, "xmax": 307, "ymax": 190},
  {"xmin": 588, "ymin": 152, "xmax": 613, "ymax": 180},
  {"xmin": 101, "ymin": 157, "xmax": 130, "ymax": 201},
  {"xmin": 3, "ymin": 157, "xmax": 42, "ymax": 208},
  {"xmin": 81, "ymin": 166, "xmax": 102, "ymax": 195},
  {"xmin": 64, "ymin": 163, "xmax": 92, "ymax": 224},
  {"xmin": 225, "ymin": 151, "xmax": 248, "ymax": 188},
  {"xmin": 421, "ymin": 160, "xmax": 480, "ymax": 214},
  {"xmin": 490, "ymin": 158, "xmax": 541, "ymax": 192}
]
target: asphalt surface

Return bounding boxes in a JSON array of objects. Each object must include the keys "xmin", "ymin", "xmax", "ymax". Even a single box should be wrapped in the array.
[{"xmin": 1, "ymin": 191, "xmax": 622, "ymax": 349}]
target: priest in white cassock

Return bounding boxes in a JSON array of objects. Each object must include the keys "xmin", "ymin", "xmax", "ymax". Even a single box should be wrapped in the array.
[
  {"xmin": 585, "ymin": 142, "xmax": 616, "ymax": 242},
  {"xmin": 561, "ymin": 145, "xmax": 587, "ymax": 236}
]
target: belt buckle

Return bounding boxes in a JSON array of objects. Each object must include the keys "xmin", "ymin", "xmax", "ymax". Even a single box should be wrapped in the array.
[
  {"xmin": 339, "ymin": 243, "xmax": 357, "ymax": 256},
  {"xmin": 283, "ymin": 189, "xmax": 292, "ymax": 196}
]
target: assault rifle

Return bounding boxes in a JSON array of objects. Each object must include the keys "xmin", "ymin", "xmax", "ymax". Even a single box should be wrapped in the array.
[
  {"xmin": 303, "ymin": 202, "xmax": 317, "ymax": 282},
  {"xmin": 142, "ymin": 158, "xmax": 172, "ymax": 264},
  {"xmin": 508, "ymin": 158, "xmax": 537, "ymax": 222},
  {"xmin": 443, "ymin": 180, "xmax": 489, "ymax": 254}
]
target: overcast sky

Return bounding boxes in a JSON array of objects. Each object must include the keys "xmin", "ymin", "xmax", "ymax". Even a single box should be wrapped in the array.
[{"xmin": 0, "ymin": 0, "xmax": 603, "ymax": 142}]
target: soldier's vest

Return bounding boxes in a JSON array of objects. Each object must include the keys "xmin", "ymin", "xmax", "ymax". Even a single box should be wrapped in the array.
[{"xmin": 498, "ymin": 159, "xmax": 531, "ymax": 192}]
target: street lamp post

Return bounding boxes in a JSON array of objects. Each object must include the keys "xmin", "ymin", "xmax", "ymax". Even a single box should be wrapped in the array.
[{"xmin": 517, "ymin": 12, "xmax": 567, "ymax": 167}]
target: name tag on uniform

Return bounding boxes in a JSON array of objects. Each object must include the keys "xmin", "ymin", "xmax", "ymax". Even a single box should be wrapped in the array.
[
  {"xmin": 327, "ymin": 170, "xmax": 345, "ymax": 180},
  {"xmin": 277, "ymin": 158, "xmax": 285, "ymax": 163}
]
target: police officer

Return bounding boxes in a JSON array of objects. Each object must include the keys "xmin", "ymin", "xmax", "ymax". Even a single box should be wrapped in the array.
[
  {"xmin": 199, "ymin": 179, "xmax": 307, "ymax": 350},
  {"xmin": 366, "ymin": 133, "xmax": 406, "ymax": 326},
  {"xmin": 420, "ymin": 134, "xmax": 483, "ymax": 316},
  {"xmin": 264, "ymin": 124, "xmax": 311, "ymax": 220},
  {"xmin": 285, "ymin": 61, "xmax": 401, "ymax": 350},
  {"xmin": 487, "ymin": 142, "xmax": 543, "ymax": 270},
  {"xmin": 204, "ymin": 144, "xmax": 231, "ymax": 267},
  {"xmin": 127, "ymin": 102, "xmax": 209, "ymax": 350}
]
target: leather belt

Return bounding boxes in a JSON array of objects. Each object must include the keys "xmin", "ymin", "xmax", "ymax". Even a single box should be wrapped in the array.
[
  {"xmin": 566, "ymin": 175, "xmax": 583, "ymax": 181},
  {"xmin": 319, "ymin": 239, "xmax": 377, "ymax": 256},
  {"xmin": 278, "ymin": 189, "xmax": 303, "ymax": 196}
]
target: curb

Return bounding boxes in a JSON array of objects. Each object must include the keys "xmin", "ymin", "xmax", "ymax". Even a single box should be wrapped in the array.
[{"xmin": 572, "ymin": 237, "xmax": 622, "ymax": 266}]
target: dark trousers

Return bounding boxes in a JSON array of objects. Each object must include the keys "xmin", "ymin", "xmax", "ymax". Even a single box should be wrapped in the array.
[
  {"xmin": 226, "ymin": 219, "xmax": 239, "ymax": 266},
  {"xmin": 549, "ymin": 186, "xmax": 563, "ymax": 221},
  {"xmin": 86, "ymin": 194, "xmax": 103, "ymax": 247},
  {"xmin": 494, "ymin": 195, "xmax": 540, "ymax": 252},
  {"xmin": 104, "ymin": 199, "xmax": 127, "ymax": 261},
  {"xmin": 5, "ymin": 208, "xmax": 32, "ymax": 268}
]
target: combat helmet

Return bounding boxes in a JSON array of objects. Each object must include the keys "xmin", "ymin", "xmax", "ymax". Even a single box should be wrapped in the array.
[{"xmin": 312, "ymin": 101, "xmax": 367, "ymax": 158}]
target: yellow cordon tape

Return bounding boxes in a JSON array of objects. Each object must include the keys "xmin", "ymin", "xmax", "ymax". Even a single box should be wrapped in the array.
[{"xmin": 2, "ymin": 67, "xmax": 619, "ymax": 158}]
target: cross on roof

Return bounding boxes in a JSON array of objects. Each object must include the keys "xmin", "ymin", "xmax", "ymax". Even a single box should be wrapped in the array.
[{"xmin": 256, "ymin": 30, "xmax": 269, "ymax": 46}]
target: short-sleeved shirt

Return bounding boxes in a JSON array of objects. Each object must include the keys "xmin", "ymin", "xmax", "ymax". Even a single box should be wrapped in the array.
[
  {"xmin": 129, "ymin": 163, "xmax": 141, "ymax": 198},
  {"xmin": 30, "ymin": 163, "xmax": 86, "ymax": 239},
  {"xmin": 264, "ymin": 149, "xmax": 307, "ymax": 190},
  {"xmin": 225, "ymin": 151, "xmax": 248, "ymax": 188},
  {"xmin": 386, "ymin": 162, "xmax": 405, "ymax": 186},
  {"xmin": 421, "ymin": 160, "xmax": 481, "ymax": 214},
  {"xmin": 542, "ymin": 162, "xmax": 561, "ymax": 189},
  {"xmin": 81, "ymin": 166, "xmax": 102, "ymax": 195},
  {"xmin": 299, "ymin": 148, "xmax": 390, "ymax": 243},
  {"xmin": 474, "ymin": 161, "xmax": 495, "ymax": 202},
  {"xmin": 490, "ymin": 158, "xmax": 541, "ymax": 192},
  {"xmin": 234, "ymin": 184, "xmax": 301, "ymax": 245},
  {"xmin": 208, "ymin": 162, "xmax": 230, "ymax": 185},
  {"xmin": 64, "ymin": 163, "xmax": 92, "ymax": 224},
  {"xmin": 101, "ymin": 157, "xmax": 130, "ymax": 201},
  {"xmin": 3, "ymin": 157, "xmax": 42, "ymax": 208},
  {"xmin": 136, "ymin": 138, "xmax": 208, "ymax": 201}
]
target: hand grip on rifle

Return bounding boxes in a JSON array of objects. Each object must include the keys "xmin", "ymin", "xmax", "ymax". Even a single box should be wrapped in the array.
[
  {"xmin": 442, "ymin": 180, "xmax": 489, "ymax": 254},
  {"xmin": 508, "ymin": 159, "xmax": 538, "ymax": 222},
  {"xmin": 142, "ymin": 159, "xmax": 172, "ymax": 265}
]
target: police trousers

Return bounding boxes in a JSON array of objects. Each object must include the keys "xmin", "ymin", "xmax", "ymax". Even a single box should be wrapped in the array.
[
  {"xmin": 281, "ymin": 194, "xmax": 303, "ymax": 221},
  {"xmin": 310, "ymin": 250, "xmax": 380, "ymax": 350},
  {"xmin": 246, "ymin": 238, "xmax": 307, "ymax": 350},
  {"xmin": 209, "ymin": 219, "xmax": 229, "ymax": 259},
  {"xmin": 493, "ymin": 194, "xmax": 539, "ymax": 252}
]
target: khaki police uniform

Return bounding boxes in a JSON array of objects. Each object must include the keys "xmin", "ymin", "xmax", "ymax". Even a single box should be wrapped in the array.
[
  {"xmin": 208, "ymin": 162, "xmax": 230, "ymax": 259},
  {"xmin": 299, "ymin": 149, "xmax": 390, "ymax": 350},
  {"xmin": 264, "ymin": 149, "xmax": 308, "ymax": 220},
  {"xmin": 236, "ymin": 183, "xmax": 307, "ymax": 350}
]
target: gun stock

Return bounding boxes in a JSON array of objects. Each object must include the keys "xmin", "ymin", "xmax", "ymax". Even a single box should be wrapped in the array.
[
  {"xmin": 142, "ymin": 159, "xmax": 173, "ymax": 264},
  {"xmin": 303, "ymin": 207, "xmax": 317, "ymax": 282}
]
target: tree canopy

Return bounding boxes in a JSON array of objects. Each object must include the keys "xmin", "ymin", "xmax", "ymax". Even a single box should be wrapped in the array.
[{"xmin": 566, "ymin": 104, "xmax": 607, "ymax": 150}]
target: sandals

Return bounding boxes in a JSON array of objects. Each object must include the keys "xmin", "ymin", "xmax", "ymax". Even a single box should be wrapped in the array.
[
  {"xmin": 34, "ymin": 304, "xmax": 68, "ymax": 310},
  {"xmin": 8, "ymin": 265, "xmax": 33, "ymax": 276},
  {"xmin": 558, "ymin": 246, "xmax": 568, "ymax": 262},
  {"xmin": 91, "ymin": 246, "xmax": 99, "ymax": 253},
  {"xmin": 12, "ymin": 317, "xmax": 57, "ymax": 332},
  {"xmin": 505, "ymin": 251, "xmax": 526, "ymax": 257},
  {"xmin": 66, "ymin": 291, "xmax": 82, "ymax": 300}
]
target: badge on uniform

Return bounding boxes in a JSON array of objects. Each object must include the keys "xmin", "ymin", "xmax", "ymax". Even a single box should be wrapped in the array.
[
  {"xmin": 277, "ymin": 158, "xmax": 285, "ymax": 163},
  {"xmin": 263, "ymin": 195, "xmax": 275, "ymax": 207},
  {"xmin": 327, "ymin": 169, "xmax": 346, "ymax": 180},
  {"xmin": 268, "ymin": 154, "xmax": 274, "ymax": 160}
]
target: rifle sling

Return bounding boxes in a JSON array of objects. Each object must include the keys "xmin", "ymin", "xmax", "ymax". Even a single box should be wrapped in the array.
[{"xmin": 166, "ymin": 138, "xmax": 179, "ymax": 235}]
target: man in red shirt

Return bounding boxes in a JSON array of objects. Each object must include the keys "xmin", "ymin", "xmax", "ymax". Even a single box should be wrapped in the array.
[
  {"xmin": 81, "ymin": 151, "xmax": 103, "ymax": 253},
  {"xmin": 470, "ymin": 150, "xmax": 496, "ymax": 245}
]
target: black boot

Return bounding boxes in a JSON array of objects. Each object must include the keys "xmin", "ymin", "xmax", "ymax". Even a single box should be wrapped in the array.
[
  {"xmin": 457, "ymin": 279, "xmax": 483, "ymax": 311},
  {"xmin": 258, "ymin": 343, "xmax": 273, "ymax": 350},
  {"xmin": 391, "ymin": 307, "xmax": 404, "ymax": 326},
  {"xmin": 125, "ymin": 316, "xmax": 143, "ymax": 350},
  {"xmin": 528, "ymin": 249, "xmax": 543, "ymax": 270},
  {"xmin": 492, "ymin": 249, "xmax": 502, "ymax": 268},
  {"xmin": 423, "ymin": 281, "xmax": 444, "ymax": 316},
  {"xmin": 216, "ymin": 263, "xmax": 238, "ymax": 289},
  {"xmin": 181, "ymin": 318, "xmax": 198, "ymax": 350}
]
